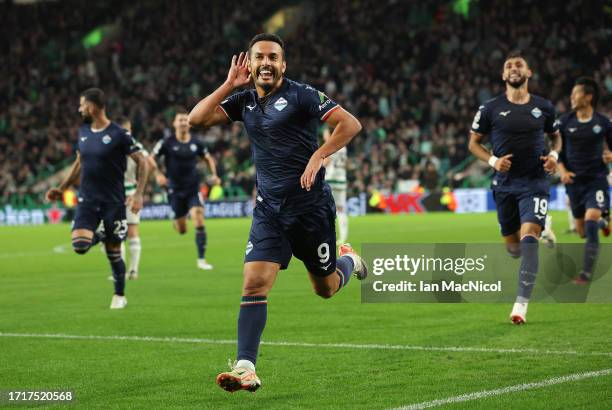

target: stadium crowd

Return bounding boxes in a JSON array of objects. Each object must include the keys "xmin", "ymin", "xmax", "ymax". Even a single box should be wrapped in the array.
[{"xmin": 1, "ymin": 0, "xmax": 610, "ymax": 203}]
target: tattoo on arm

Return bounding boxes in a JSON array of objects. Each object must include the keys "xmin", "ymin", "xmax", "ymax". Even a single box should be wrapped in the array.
[{"xmin": 131, "ymin": 152, "xmax": 147, "ymax": 195}]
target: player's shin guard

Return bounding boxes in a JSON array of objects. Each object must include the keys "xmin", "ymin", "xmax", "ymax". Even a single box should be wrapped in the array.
[
  {"xmin": 107, "ymin": 249, "xmax": 126, "ymax": 296},
  {"xmin": 237, "ymin": 296, "xmax": 267, "ymax": 366},
  {"xmin": 72, "ymin": 237, "xmax": 92, "ymax": 254},
  {"xmin": 128, "ymin": 237, "xmax": 141, "ymax": 272},
  {"xmin": 517, "ymin": 236, "xmax": 538, "ymax": 303},
  {"xmin": 583, "ymin": 220, "xmax": 600, "ymax": 277},
  {"xmin": 195, "ymin": 226, "xmax": 207, "ymax": 259},
  {"xmin": 335, "ymin": 255, "xmax": 355, "ymax": 290}
]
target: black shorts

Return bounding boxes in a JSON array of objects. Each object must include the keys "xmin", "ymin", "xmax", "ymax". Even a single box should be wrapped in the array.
[
  {"xmin": 168, "ymin": 189, "xmax": 203, "ymax": 219},
  {"xmin": 72, "ymin": 201, "xmax": 127, "ymax": 243},
  {"xmin": 566, "ymin": 177, "xmax": 610, "ymax": 219},
  {"xmin": 244, "ymin": 193, "xmax": 337, "ymax": 277},
  {"xmin": 493, "ymin": 184, "xmax": 549, "ymax": 236}
]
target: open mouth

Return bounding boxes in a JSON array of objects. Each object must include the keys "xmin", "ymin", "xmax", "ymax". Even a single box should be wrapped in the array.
[{"xmin": 258, "ymin": 67, "xmax": 274, "ymax": 81}]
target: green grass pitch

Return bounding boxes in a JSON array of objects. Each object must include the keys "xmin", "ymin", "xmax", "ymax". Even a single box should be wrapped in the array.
[{"xmin": 0, "ymin": 211, "xmax": 610, "ymax": 409}]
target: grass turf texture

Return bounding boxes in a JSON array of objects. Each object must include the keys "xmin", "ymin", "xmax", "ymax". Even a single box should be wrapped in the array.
[{"xmin": 0, "ymin": 211, "xmax": 610, "ymax": 409}]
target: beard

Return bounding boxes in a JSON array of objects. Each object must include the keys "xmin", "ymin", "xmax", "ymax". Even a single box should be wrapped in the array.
[
  {"xmin": 255, "ymin": 65, "xmax": 279, "ymax": 92},
  {"xmin": 81, "ymin": 114, "xmax": 93, "ymax": 124},
  {"xmin": 506, "ymin": 75, "xmax": 527, "ymax": 89}
]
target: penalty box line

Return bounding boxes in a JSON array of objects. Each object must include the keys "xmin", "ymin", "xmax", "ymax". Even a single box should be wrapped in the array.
[
  {"xmin": 1, "ymin": 332, "xmax": 611, "ymax": 358},
  {"xmin": 391, "ymin": 368, "xmax": 612, "ymax": 410}
]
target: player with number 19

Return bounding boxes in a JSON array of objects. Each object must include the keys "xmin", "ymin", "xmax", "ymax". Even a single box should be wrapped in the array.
[
  {"xmin": 46, "ymin": 88, "xmax": 147, "ymax": 309},
  {"xmin": 468, "ymin": 51, "xmax": 562, "ymax": 324}
]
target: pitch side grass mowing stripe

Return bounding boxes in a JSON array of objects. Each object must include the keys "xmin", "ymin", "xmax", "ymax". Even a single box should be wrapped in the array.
[
  {"xmin": 1, "ymin": 332, "xmax": 611, "ymax": 358},
  {"xmin": 391, "ymin": 368, "xmax": 612, "ymax": 410}
]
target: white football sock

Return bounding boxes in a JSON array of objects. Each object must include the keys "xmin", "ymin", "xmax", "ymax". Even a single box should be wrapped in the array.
[
  {"xmin": 236, "ymin": 359, "xmax": 255, "ymax": 371},
  {"xmin": 129, "ymin": 237, "xmax": 141, "ymax": 273},
  {"xmin": 338, "ymin": 212, "xmax": 348, "ymax": 244},
  {"xmin": 120, "ymin": 241, "xmax": 126, "ymax": 261}
]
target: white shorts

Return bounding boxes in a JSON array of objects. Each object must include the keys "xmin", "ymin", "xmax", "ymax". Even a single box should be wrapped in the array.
[
  {"xmin": 126, "ymin": 207, "xmax": 140, "ymax": 225},
  {"xmin": 331, "ymin": 185, "xmax": 347, "ymax": 210},
  {"xmin": 125, "ymin": 189, "xmax": 140, "ymax": 224}
]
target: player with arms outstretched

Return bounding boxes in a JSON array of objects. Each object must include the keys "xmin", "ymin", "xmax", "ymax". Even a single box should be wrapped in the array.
[
  {"xmin": 188, "ymin": 33, "xmax": 366, "ymax": 392},
  {"xmin": 468, "ymin": 51, "xmax": 562, "ymax": 324},
  {"xmin": 149, "ymin": 108, "xmax": 219, "ymax": 270},
  {"xmin": 46, "ymin": 88, "xmax": 147, "ymax": 309},
  {"xmin": 558, "ymin": 77, "xmax": 612, "ymax": 283}
]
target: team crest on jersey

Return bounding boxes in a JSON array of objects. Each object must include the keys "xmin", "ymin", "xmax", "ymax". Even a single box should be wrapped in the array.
[
  {"xmin": 274, "ymin": 97, "xmax": 288, "ymax": 111},
  {"xmin": 190, "ymin": 143, "xmax": 197, "ymax": 152},
  {"xmin": 102, "ymin": 135, "xmax": 112, "ymax": 144},
  {"xmin": 593, "ymin": 124, "xmax": 602, "ymax": 134},
  {"xmin": 530, "ymin": 107, "xmax": 542, "ymax": 118}
]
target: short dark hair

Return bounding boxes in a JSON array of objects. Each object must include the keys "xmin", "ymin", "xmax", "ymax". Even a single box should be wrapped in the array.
[
  {"xmin": 174, "ymin": 106, "xmax": 189, "ymax": 116},
  {"xmin": 80, "ymin": 88, "xmax": 105, "ymax": 108},
  {"xmin": 248, "ymin": 33, "xmax": 284, "ymax": 55},
  {"xmin": 116, "ymin": 115, "xmax": 130, "ymax": 126},
  {"xmin": 504, "ymin": 49, "xmax": 530, "ymax": 67},
  {"xmin": 575, "ymin": 77, "xmax": 600, "ymax": 107}
]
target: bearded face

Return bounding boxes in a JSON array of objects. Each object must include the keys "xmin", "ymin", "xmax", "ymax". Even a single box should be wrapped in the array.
[
  {"xmin": 249, "ymin": 41, "xmax": 286, "ymax": 93},
  {"xmin": 502, "ymin": 57, "xmax": 531, "ymax": 89}
]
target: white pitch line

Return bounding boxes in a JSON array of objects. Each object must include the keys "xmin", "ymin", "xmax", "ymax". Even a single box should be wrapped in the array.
[
  {"xmin": 391, "ymin": 368, "xmax": 612, "ymax": 410},
  {"xmin": 0, "ymin": 332, "xmax": 611, "ymax": 358}
]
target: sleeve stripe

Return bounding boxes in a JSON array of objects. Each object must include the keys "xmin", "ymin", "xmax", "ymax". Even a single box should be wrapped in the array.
[
  {"xmin": 321, "ymin": 105, "xmax": 341, "ymax": 121},
  {"xmin": 218, "ymin": 105, "xmax": 233, "ymax": 122}
]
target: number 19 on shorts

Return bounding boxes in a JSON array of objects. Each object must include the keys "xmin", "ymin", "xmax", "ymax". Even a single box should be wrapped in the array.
[{"xmin": 533, "ymin": 197, "xmax": 548, "ymax": 218}]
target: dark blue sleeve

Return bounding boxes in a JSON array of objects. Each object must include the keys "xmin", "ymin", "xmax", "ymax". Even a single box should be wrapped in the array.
[
  {"xmin": 471, "ymin": 103, "xmax": 491, "ymax": 135},
  {"xmin": 152, "ymin": 139, "xmax": 166, "ymax": 157},
  {"xmin": 220, "ymin": 91, "xmax": 246, "ymax": 122},
  {"xmin": 543, "ymin": 100, "xmax": 558, "ymax": 134},
  {"xmin": 298, "ymin": 84, "xmax": 339, "ymax": 121},
  {"xmin": 197, "ymin": 140, "xmax": 208, "ymax": 157},
  {"xmin": 607, "ymin": 117, "xmax": 612, "ymax": 149},
  {"xmin": 558, "ymin": 116, "xmax": 567, "ymax": 164},
  {"xmin": 120, "ymin": 129, "xmax": 140, "ymax": 155}
]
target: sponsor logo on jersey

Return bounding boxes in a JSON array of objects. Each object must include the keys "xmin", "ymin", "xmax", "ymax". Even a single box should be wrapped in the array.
[
  {"xmin": 318, "ymin": 99, "xmax": 332, "ymax": 111},
  {"xmin": 568, "ymin": 127, "xmax": 577, "ymax": 133},
  {"xmin": 172, "ymin": 146, "xmax": 179, "ymax": 151},
  {"xmin": 318, "ymin": 90, "xmax": 327, "ymax": 103},
  {"xmin": 245, "ymin": 241, "xmax": 254, "ymax": 255},
  {"xmin": 102, "ymin": 135, "xmax": 112, "ymax": 144},
  {"xmin": 247, "ymin": 104, "xmax": 256, "ymax": 111},
  {"xmin": 274, "ymin": 97, "xmax": 288, "ymax": 111},
  {"xmin": 80, "ymin": 137, "xmax": 87, "ymax": 142},
  {"xmin": 499, "ymin": 110, "xmax": 511, "ymax": 117},
  {"xmin": 593, "ymin": 124, "xmax": 602, "ymax": 134},
  {"xmin": 531, "ymin": 107, "xmax": 542, "ymax": 118}
]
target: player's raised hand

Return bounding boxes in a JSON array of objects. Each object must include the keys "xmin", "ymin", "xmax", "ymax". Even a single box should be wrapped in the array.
[
  {"xmin": 46, "ymin": 187, "xmax": 63, "ymax": 201},
  {"xmin": 225, "ymin": 52, "xmax": 251, "ymax": 89},
  {"xmin": 603, "ymin": 150, "xmax": 612, "ymax": 164},
  {"xmin": 300, "ymin": 153, "xmax": 325, "ymax": 191},
  {"xmin": 560, "ymin": 170, "xmax": 575, "ymax": 184},
  {"xmin": 540, "ymin": 154, "xmax": 557, "ymax": 174},
  {"xmin": 494, "ymin": 154, "xmax": 513, "ymax": 173}
]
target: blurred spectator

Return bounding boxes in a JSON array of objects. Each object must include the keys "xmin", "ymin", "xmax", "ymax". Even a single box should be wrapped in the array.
[{"xmin": 0, "ymin": 0, "xmax": 610, "ymax": 203}]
